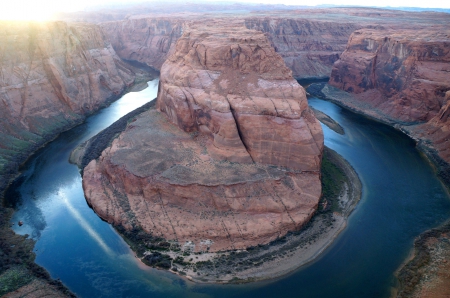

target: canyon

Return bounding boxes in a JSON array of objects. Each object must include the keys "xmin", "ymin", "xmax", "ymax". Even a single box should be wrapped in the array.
[
  {"xmin": 0, "ymin": 4, "xmax": 449, "ymax": 296},
  {"xmin": 322, "ymin": 27, "xmax": 450, "ymax": 183},
  {"xmin": 0, "ymin": 5, "xmax": 448, "ymax": 196},
  {"xmin": 0, "ymin": 21, "xmax": 153, "ymax": 195},
  {"xmin": 96, "ymin": 8, "xmax": 450, "ymax": 180},
  {"xmin": 82, "ymin": 21, "xmax": 323, "ymax": 253}
]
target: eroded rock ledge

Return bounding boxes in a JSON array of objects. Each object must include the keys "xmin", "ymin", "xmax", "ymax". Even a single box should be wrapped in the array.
[{"xmin": 82, "ymin": 22, "xmax": 323, "ymax": 253}]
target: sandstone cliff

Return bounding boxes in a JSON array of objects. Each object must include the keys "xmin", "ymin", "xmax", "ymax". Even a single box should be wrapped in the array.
[
  {"xmin": 99, "ymin": 8, "xmax": 450, "ymax": 81},
  {"xmin": 100, "ymin": 17, "xmax": 184, "ymax": 71},
  {"xmin": 101, "ymin": 15, "xmax": 357, "ymax": 79},
  {"xmin": 329, "ymin": 29, "xmax": 450, "ymax": 124},
  {"xmin": 326, "ymin": 28, "xmax": 450, "ymax": 176},
  {"xmin": 83, "ymin": 22, "xmax": 323, "ymax": 252},
  {"xmin": 157, "ymin": 22, "xmax": 323, "ymax": 170},
  {"xmin": 0, "ymin": 21, "xmax": 143, "ymax": 194},
  {"xmin": 243, "ymin": 17, "xmax": 359, "ymax": 79}
]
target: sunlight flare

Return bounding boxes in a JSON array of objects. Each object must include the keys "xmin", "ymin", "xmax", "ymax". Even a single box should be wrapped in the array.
[{"xmin": 60, "ymin": 191, "xmax": 114, "ymax": 256}]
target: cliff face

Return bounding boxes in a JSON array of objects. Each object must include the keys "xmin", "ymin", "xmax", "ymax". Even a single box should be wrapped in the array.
[
  {"xmin": 244, "ymin": 18, "xmax": 359, "ymax": 79},
  {"xmin": 100, "ymin": 15, "xmax": 359, "ymax": 79},
  {"xmin": 99, "ymin": 9, "xmax": 450, "ymax": 81},
  {"xmin": 329, "ymin": 29, "xmax": 450, "ymax": 123},
  {"xmin": 157, "ymin": 22, "xmax": 323, "ymax": 170},
  {"xmin": 100, "ymin": 17, "xmax": 184, "ymax": 71},
  {"xmin": 0, "ymin": 21, "xmax": 140, "ymax": 194},
  {"xmin": 83, "ymin": 22, "xmax": 323, "ymax": 252},
  {"xmin": 413, "ymin": 91, "xmax": 450, "ymax": 173}
]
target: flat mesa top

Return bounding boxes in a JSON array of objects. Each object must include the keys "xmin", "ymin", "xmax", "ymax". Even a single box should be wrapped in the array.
[{"xmin": 110, "ymin": 108, "xmax": 296, "ymax": 185}]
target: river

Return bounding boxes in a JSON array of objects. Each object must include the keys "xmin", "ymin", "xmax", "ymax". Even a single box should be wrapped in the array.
[{"xmin": 5, "ymin": 80, "xmax": 450, "ymax": 297}]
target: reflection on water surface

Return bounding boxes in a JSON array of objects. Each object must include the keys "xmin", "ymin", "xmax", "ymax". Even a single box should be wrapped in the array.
[{"xmin": 6, "ymin": 82, "xmax": 450, "ymax": 297}]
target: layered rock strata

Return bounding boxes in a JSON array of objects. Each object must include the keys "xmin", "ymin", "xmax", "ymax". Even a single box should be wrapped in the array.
[
  {"xmin": 157, "ymin": 23, "xmax": 323, "ymax": 170},
  {"xmin": 327, "ymin": 28, "xmax": 450, "ymax": 176},
  {"xmin": 329, "ymin": 29, "xmax": 450, "ymax": 124},
  {"xmin": 243, "ymin": 18, "xmax": 358, "ymax": 79},
  {"xmin": 0, "ymin": 21, "xmax": 144, "ymax": 194},
  {"xmin": 101, "ymin": 15, "xmax": 356, "ymax": 79},
  {"xmin": 100, "ymin": 8, "xmax": 450, "ymax": 80},
  {"xmin": 100, "ymin": 17, "xmax": 184, "ymax": 72},
  {"xmin": 83, "ymin": 23, "xmax": 323, "ymax": 252}
]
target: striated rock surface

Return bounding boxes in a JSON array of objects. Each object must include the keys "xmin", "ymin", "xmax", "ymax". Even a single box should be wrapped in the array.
[
  {"xmin": 101, "ymin": 14, "xmax": 356, "ymax": 79},
  {"xmin": 327, "ymin": 28, "xmax": 450, "ymax": 177},
  {"xmin": 243, "ymin": 17, "xmax": 358, "ymax": 79},
  {"xmin": 414, "ymin": 91, "xmax": 450, "ymax": 163},
  {"xmin": 410, "ymin": 91, "xmax": 450, "ymax": 184},
  {"xmin": 83, "ymin": 22, "xmax": 323, "ymax": 252},
  {"xmin": 100, "ymin": 17, "xmax": 184, "ymax": 71},
  {"xmin": 100, "ymin": 8, "xmax": 450, "ymax": 80},
  {"xmin": 157, "ymin": 22, "xmax": 323, "ymax": 170},
  {"xmin": 329, "ymin": 29, "xmax": 450, "ymax": 124},
  {"xmin": 0, "ymin": 21, "xmax": 145, "ymax": 194}
]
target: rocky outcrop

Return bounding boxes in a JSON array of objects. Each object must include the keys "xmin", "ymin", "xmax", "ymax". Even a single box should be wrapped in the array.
[
  {"xmin": 415, "ymin": 91, "xmax": 450, "ymax": 162},
  {"xmin": 397, "ymin": 221, "xmax": 450, "ymax": 298},
  {"xmin": 82, "ymin": 22, "xmax": 323, "ymax": 252},
  {"xmin": 329, "ymin": 29, "xmax": 450, "ymax": 124},
  {"xmin": 157, "ymin": 22, "xmax": 323, "ymax": 170},
  {"xmin": 327, "ymin": 28, "xmax": 450, "ymax": 176},
  {"xmin": 0, "ymin": 21, "xmax": 145, "ymax": 194}
]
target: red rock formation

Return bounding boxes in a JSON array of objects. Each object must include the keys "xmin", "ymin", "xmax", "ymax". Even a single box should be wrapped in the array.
[
  {"xmin": 413, "ymin": 91, "xmax": 450, "ymax": 164},
  {"xmin": 101, "ymin": 15, "xmax": 356, "ymax": 79},
  {"xmin": 329, "ymin": 29, "xmax": 450, "ymax": 123},
  {"xmin": 0, "ymin": 21, "xmax": 142, "ymax": 193},
  {"xmin": 157, "ymin": 22, "xmax": 323, "ymax": 170},
  {"xmin": 100, "ymin": 16, "xmax": 184, "ymax": 71},
  {"xmin": 243, "ymin": 18, "xmax": 358, "ymax": 79},
  {"xmin": 100, "ymin": 8, "xmax": 450, "ymax": 81},
  {"xmin": 83, "ymin": 22, "xmax": 323, "ymax": 252}
]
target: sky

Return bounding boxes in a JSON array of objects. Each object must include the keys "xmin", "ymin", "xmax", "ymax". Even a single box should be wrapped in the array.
[{"xmin": 0, "ymin": 0, "xmax": 449, "ymax": 21}]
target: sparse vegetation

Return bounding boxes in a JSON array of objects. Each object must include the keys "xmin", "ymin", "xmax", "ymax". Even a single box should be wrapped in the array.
[
  {"xmin": 0, "ymin": 207, "xmax": 75, "ymax": 297},
  {"xmin": 320, "ymin": 147, "xmax": 347, "ymax": 213}
]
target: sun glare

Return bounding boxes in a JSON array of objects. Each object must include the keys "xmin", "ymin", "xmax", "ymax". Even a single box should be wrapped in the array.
[{"xmin": 0, "ymin": 0, "xmax": 82, "ymax": 21}]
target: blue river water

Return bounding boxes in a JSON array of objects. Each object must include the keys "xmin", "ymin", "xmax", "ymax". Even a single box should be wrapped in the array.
[{"xmin": 6, "ymin": 80, "xmax": 450, "ymax": 297}]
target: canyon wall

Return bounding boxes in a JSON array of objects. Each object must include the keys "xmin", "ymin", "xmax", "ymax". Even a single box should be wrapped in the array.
[
  {"xmin": 100, "ymin": 14, "xmax": 359, "ymax": 79},
  {"xmin": 157, "ymin": 21, "xmax": 323, "ymax": 170},
  {"xmin": 99, "ymin": 9, "xmax": 450, "ymax": 81},
  {"xmin": 329, "ymin": 29, "xmax": 450, "ymax": 124},
  {"xmin": 243, "ymin": 18, "xmax": 359, "ymax": 79},
  {"xmin": 0, "ymin": 21, "xmax": 144, "ymax": 194},
  {"xmin": 327, "ymin": 28, "xmax": 450, "ymax": 172},
  {"xmin": 100, "ymin": 17, "xmax": 184, "ymax": 71},
  {"xmin": 83, "ymin": 22, "xmax": 323, "ymax": 252}
]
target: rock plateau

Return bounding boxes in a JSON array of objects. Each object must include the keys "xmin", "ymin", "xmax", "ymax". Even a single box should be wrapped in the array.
[{"xmin": 82, "ymin": 22, "xmax": 323, "ymax": 252}]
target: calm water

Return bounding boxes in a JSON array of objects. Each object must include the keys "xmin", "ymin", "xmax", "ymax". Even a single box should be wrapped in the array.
[{"xmin": 6, "ymin": 82, "xmax": 450, "ymax": 297}]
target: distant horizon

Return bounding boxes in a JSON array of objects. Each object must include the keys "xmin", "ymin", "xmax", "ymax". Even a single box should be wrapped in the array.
[
  {"xmin": 80, "ymin": 0, "xmax": 450, "ymax": 11},
  {"xmin": 0, "ymin": 0, "xmax": 449, "ymax": 21}
]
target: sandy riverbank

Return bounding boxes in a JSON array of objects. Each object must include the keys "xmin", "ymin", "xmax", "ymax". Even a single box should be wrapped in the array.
[{"xmin": 394, "ymin": 221, "xmax": 450, "ymax": 298}]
